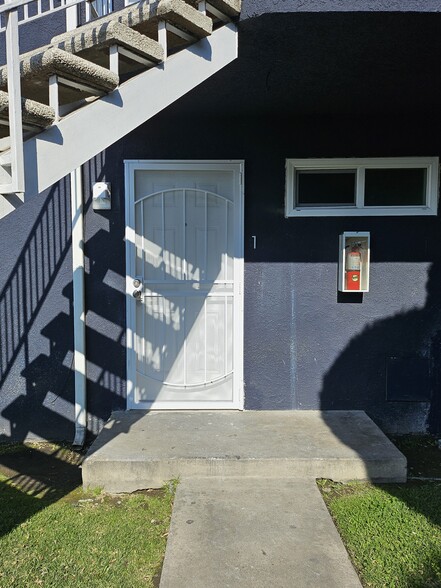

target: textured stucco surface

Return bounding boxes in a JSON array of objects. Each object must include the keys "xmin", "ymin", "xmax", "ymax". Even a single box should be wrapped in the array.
[
  {"xmin": 0, "ymin": 182, "xmax": 75, "ymax": 442},
  {"xmin": 241, "ymin": 0, "xmax": 441, "ymax": 18},
  {"xmin": 0, "ymin": 91, "xmax": 55, "ymax": 127},
  {"xmin": 91, "ymin": 106, "xmax": 441, "ymax": 435},
  {"xmin": 0, "ymin": 47, "xmax": 118, "ymax": 90},
  {"xmin": 53, "ymin": 20, "xmax": 164, "ymax": 62}
]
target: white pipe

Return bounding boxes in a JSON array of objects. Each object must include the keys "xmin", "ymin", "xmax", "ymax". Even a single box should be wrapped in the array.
[{"xmin": 71, "ymin": 166, "xmax": 87, "ymax": 447}]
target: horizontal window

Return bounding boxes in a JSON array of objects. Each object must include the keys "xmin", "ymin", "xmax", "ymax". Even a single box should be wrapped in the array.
[
  {"xmin": 285, "ymin": 157, "xmax": 439, "ymax": 217},
  {"xmin": 297, "ymin": 170, "xmax": 356, "ymax": 206}
]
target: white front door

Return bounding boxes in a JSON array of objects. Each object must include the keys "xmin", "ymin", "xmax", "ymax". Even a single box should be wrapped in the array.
[{"xmin": 125, "ymin": 161, "xmax": 244, "ymax": 409}]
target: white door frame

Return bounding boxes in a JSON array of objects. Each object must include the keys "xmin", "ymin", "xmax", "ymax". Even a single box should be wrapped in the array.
[{"xmin": 124, "ymin": 160, "xmax": 244, "ymax": 410}]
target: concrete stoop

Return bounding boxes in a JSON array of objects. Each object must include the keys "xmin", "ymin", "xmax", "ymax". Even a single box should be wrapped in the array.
[
  {"xmin": 159, "ymin": 477, "xmax": 363, "ymax": 588},
  {"xmin": 82, "ymin": 410, "xmax": 407, "ymax": 493}
]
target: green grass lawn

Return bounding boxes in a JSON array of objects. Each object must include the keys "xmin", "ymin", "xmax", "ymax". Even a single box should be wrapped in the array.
[
  {"xmin": 0, "ymin": 443, "xmax": 175, "ymax": 588},
  {"xmin": 319, "ymin": 480, "xmax": 441, "ymax": 588}
]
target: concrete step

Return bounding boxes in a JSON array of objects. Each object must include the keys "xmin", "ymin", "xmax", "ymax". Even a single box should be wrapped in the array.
[
  {"xmin": 159, "ymin": 477, "xmax": 362, "ymax": 588},
  {"xmin": 66, "ymin": 0, "xmax": 212, "ymax": 52},
  {"xmin": 52, "ymin": 20, "xmax": 164, "ymax": 74},
  {"xmin": 82, "ymin": 410, "xmax": 407, "ymax": 493},
  {"xmin": 0, "ymin": 91, "xmax": 55, "ymax": 133},
  {"xmin": 0, "ymin": 47, "xmax": 118, "ymax": 106}
]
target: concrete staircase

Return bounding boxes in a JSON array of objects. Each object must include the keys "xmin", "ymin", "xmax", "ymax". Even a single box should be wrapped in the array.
[{"xmin": 0, "ymin": 0, "xmax": 241, "ymax": 217}]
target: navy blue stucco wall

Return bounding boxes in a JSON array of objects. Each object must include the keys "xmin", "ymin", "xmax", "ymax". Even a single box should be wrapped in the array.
[
  {"xmin": 0, "ymin": 180, "xmax": 75, "ymax": 441},
  {"xmin": 240, "ymin": 0, "xmax": 441, "ymax": 18},
  {"xmin": 93, "ymin": 112, "xmax": 441, "ymax": 435},
  {"xmin": 2, "ymin": 9, "xmax": 441, "ymax": 440}
]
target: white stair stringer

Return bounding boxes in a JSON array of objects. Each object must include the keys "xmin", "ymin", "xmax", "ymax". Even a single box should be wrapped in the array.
[{"xmin": 0, "ymin": 23, "xmax": 237, "ymax": 218}]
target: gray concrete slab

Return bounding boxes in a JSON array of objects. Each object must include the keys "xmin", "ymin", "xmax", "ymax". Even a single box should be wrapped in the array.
[
  {"xmin": 160, "ymin": 477, "xmax": 362, "ymax": 588},
  {"xmin": 82, "ymin": 410, "xmax": 406, "ymax": 492}
]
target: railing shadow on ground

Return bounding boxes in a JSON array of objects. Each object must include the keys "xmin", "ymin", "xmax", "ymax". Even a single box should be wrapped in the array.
[{"xmin": 0, "ymin": 444, "xmax": 83, "ymax": 538}]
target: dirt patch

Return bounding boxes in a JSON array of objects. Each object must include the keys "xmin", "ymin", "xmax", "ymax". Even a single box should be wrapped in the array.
[{"xmin": 317, "ymin": 479, "xmax": 370, "ymax": 503}]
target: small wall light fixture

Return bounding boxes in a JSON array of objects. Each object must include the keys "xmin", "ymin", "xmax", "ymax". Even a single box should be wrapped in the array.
[{"xmin": 92, "ymin": 182, "xmax": 111, "ymax": 210}]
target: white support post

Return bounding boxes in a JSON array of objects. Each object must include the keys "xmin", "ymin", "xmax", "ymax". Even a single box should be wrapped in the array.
[
  {"xmin": 85, "ymin": 0, "xmax": 92, "ymax": 22},
  {"xmin": 5, "ymin": 4, "xmax": 25, "ymax": 195},
  {"xmin": 71, "ymin": 166, "xmax": 87, "ymax": 447},
  {"xmin": 48, "ymin": 74, "xmax": 60, "ymax": 120},
  {"xmin": 158, "ymin": 19, "xmax": 167, "ymax": 60},
  {"xmin": 198, "ymin": 0, "xmax": 207, "ymax": 14},
  {"xmin": 109, "ymin": 44, "xmax": 119, "ymax": 75}
]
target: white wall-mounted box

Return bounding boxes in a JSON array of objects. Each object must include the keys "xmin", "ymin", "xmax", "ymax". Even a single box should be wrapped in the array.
[
  {"xmin": 92, "ymin": 182, "xmax": 111, "ymax": 210},
  {"xmin": 338, "ymin": 232, "xmax": 370, "ymax": 293}
]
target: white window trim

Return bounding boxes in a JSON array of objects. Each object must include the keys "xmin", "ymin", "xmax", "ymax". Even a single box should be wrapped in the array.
[
  {"xmin": 285, "ymin": 157, "xmax": 439, "ymax": 217},
  {"xmin": 85, "ymin": 0, "xmax": 113, "ymax": 21}
]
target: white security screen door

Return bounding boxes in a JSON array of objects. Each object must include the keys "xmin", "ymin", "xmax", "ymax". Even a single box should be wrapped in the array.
[{"xmin": 125, "ymin": 161, "xmax": 244, "ymax": 409}]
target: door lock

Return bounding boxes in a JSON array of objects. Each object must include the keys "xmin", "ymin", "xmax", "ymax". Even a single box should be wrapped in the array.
[{"xmin": 132, "ymin": 276, "xmax": 143, "ymax": 300}]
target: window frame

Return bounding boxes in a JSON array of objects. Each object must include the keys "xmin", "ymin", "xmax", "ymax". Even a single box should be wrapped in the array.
[
  {"xmin": 285, "ymin": 157, "xmax": 439, "ymax": 217},
  {"xmin": 85, "ymin": 0, "xmax": 114, "ymax": 21}
]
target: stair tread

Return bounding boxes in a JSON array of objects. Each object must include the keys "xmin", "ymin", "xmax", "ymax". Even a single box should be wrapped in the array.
[
  {"xmin": 0, "ymin": 47, "xmax": 119, "ymax": 103},
  {"xmin": 52, "ymin": 20, "xmax": 164, "ymax": 64},
  {"xmin": 62, "ymin": 0, "xmax": 212, "ymax": 42},
  {"xmin": 0, "ymin": 90, "xmax": 55, "ymax": 128}
]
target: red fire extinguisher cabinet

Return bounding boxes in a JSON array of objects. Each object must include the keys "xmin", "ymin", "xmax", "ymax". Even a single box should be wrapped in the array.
[{"xmin": 338, "ymin": 232, "xmax": 370, "ymax": 293}]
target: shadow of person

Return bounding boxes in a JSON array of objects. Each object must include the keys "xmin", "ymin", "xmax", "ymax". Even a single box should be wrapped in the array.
[
  {"xmin": 320, "ymin": 260, "xmax": 441, "ymax": 437},
  {"xmin": 319, "ymin": 261, "xmax": 441, "ymax": 558}
]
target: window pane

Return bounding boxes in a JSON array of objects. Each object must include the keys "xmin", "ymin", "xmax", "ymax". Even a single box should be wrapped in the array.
[
  {"xmin": 364, "ymin": 168, "xmax": 426, "ymax": 206},
  {"xmin": 297, "ymin": 171, "xmax": 356, "ymax": 206}
]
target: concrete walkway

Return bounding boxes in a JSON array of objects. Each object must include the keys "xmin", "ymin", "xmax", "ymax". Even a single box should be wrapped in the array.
[
  {"xmin": 159, "ymin": 477, "xmax": 362, "ymax": 588},
  {"xmin": 82, "ymin": 410, "xmax": 406, "ymax": 587}
]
